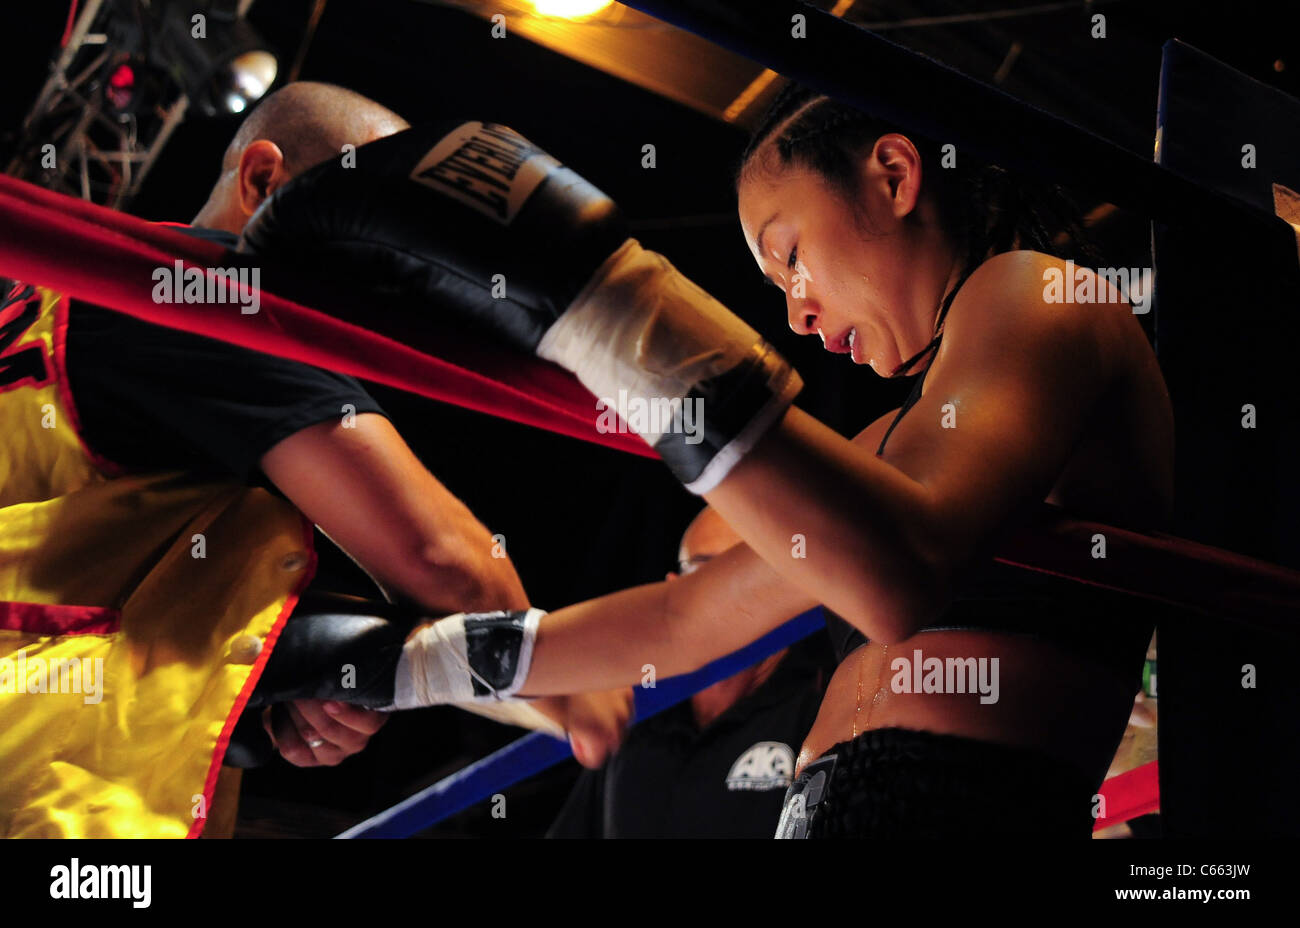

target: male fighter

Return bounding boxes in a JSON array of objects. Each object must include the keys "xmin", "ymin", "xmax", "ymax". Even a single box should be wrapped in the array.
[{"xmin": 0, "ymin": 84, "xmax": 629, "ymax": 837}]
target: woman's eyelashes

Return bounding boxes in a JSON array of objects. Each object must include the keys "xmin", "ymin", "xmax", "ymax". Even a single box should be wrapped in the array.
[
  {"xmin": 759, "ymin": 244, "xmax": 795, "ymax": 291},
  {"xmin": 760, "ymin": 244, "xmax": 799, "ymax": 292}
]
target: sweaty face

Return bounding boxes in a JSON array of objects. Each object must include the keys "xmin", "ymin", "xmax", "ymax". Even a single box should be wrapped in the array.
[{"xmin": 737, "ymin": 150, "xmax": 932, "ymax": 377}]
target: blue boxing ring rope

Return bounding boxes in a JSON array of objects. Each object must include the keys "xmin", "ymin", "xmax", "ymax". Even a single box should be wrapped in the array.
[{"xmin": 336, "ymin": 608, "xmax": 826, "ymax": 838}]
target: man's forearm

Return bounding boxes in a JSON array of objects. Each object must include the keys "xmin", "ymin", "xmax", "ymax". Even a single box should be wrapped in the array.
[{"xmin": 371, "ymin": 506, "xmax": 529, "ymax": 616}]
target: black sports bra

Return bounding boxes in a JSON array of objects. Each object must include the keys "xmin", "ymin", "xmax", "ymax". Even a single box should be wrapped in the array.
[{"xmin": 824, "ymin": 272, "xmax": 1154, "ymax": 691}]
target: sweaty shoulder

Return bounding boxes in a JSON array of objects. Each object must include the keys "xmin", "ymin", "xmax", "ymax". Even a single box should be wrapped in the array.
[{"xmin": 938, "ymin": 250, "xmax": 1121, "ymax": 387}]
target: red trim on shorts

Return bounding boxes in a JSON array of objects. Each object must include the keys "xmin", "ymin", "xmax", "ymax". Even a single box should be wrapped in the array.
[
  {"xmin": 189, "ymin": 515, "xmax": 318, "ymax": 839},
  {"xmin": 0, "ymin": 601, "xmax": 121, "ymax": 636}
]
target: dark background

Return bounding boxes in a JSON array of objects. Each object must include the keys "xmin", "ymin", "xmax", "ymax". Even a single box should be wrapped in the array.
[{"xmin": 3, "ymin": 0, "xmax": 1297, "ymax": 836}]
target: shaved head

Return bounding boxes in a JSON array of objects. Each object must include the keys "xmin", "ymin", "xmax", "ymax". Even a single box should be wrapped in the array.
[
  {"xmin": 221, "ymin": 80, "xmax": 410, "ymax": 175},
  {"xmin": 195, "ymin": 80, "xmax": 409, "ymax": 234}
]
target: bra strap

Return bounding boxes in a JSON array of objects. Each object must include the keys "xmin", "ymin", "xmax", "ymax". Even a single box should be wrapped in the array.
[{"xmin": 876, "ymin": 267, "xmax": 977, "ymax": 456}]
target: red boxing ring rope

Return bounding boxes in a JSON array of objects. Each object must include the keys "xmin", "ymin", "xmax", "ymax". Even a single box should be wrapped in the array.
[
  {"xmin": 1, "ymin": 173, "xmax": 1296, "ymax": 634},
  {"xmin": 0, "ymin": 173, "xmax": 654, "ymax": 460}
]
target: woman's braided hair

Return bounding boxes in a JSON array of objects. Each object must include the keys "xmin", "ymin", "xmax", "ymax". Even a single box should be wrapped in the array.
[{"xmin": 738, "ymin": 82, "xmax": 1097, "ymax": 282}]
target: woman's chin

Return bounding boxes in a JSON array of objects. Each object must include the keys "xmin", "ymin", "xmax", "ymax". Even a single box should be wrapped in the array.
[
  {"xmin": 849, "ymin": 334, "xmax": 873, "ymax": 368},
  {"xmin": 856, "ymin": 343, "xmax": 887, "ymax": 374},
  {"xmin": 843, "ymin": 329, "xmax": 890, "ymax": 374}
]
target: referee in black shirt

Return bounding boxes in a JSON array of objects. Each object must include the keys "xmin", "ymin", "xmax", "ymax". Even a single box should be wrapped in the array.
[{"xmin": 548, "ymin": 508, "xmax": 834, "ymax": 838}]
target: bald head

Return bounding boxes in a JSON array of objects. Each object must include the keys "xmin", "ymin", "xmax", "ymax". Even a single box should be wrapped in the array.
[
  {"xmin": 220, "ymin": 80, "xmax": 409, "ymax": 175},
  {"xmin": 196, "ymin": 81, "xmax": 410, "ymax": 235},
  {"xmin": 678, "ymin": 507, "xmax": 743, "ymax": 573}
]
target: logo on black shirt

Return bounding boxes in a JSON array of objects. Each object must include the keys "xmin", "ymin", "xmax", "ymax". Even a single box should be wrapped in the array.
[{"xmin": 725, "ymin": 741, "xmax": 794, "ymax": 792}]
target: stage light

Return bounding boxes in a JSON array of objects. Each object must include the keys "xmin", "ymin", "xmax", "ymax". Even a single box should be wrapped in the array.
[
  {"xmin": 151, "ymin": 2, "xmax": 278, "ymax": 116},
  {"xmin": 9, "ymin": 0, "xmax": 278, "ymax": 207},
  {"xmin": 531, "ymin": 0, "xmax": 613, "ymax": 18},
  {"xmin": 104, "ymin": 63, "xmax": 136, "ymax": 111},
  {"xmin": 221, "ymin": 49, "xmax": 278, "ymax": 112}
]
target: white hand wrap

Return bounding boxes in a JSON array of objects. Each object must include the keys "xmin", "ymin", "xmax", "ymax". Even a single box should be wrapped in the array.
[
  {"xmin": 538, "ymin": 239, "xmax": 801, "ymax": 494},
  {"xmin": 387, "ymin": 608, "xmax": 543, "ymax": 711}
]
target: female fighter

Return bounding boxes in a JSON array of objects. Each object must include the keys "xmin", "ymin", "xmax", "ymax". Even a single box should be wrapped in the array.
[
  {"xmin": 245, "ymin": 88, "xmax": 1174, "ymax": 836},
  {"xmin": 530, "ymin": 85, "xmax": 1170, "ymax": 837}
]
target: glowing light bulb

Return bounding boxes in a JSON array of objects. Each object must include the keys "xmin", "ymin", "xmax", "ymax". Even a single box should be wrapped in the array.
[{"xmin": 532, "ymin": 0, "xmax": 613, "ymax": 18}]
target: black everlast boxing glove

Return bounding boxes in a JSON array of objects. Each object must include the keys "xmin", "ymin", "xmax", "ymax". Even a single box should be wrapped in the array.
[
  {"xmin": 223, "ymin": 605, "xmax": 404, "ymax": 768},
  {"xmin": 242, "ymin": 120, "xmax": 802, "ymax": 494},
  {"xmin": 246, "ymin": 603, "xmax": 410, "ymax": 710}
]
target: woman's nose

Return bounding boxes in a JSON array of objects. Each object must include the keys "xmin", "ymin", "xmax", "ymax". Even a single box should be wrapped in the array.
[{"xmin": 786, "ymin": 291, "xmax": 820, "ymax": 336}]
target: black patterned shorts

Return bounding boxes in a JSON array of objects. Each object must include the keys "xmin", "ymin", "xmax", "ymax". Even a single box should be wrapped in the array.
[{"xmin": 775, "ymin": 728, "xmax": 1098, "ymax": 839}]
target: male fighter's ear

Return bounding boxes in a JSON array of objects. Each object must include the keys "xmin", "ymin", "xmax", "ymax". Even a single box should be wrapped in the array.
[
  {"xmin": 236, "ymin": 139, "xmax": 290, "ymax": 217},
  {"xmin": 870, "ymin": 133, "xmax": 924, "ymax": 219}
]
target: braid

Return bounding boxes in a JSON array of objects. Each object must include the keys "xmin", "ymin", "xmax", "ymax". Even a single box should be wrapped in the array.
[
  {"xmin": 780, "ymin": 106, "xmax": 870, "ymax": 154},
  {"xmin": 740, "ymin": 82, "xmax": 818, "ymax": 166},
  {"xmin": 739, "ymin": 82, "xmax": 1098, "ymax": 279}
]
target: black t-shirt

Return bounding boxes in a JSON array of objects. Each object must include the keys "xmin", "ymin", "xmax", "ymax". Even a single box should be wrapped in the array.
[
  {"xmin": 62, "ymin": 224, "xmax": 386, "ymax": 484},
  {"xmin": 547, "ymin": 632, "xmax": 835, "ymax": 839}
]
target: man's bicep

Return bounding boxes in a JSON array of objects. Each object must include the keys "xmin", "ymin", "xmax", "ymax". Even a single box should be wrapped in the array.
[{"xmin": 259, "ymin": 413, "xmax": 518, "ymax": 612}]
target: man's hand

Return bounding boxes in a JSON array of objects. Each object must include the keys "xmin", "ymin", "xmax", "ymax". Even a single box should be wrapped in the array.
[
  {"xmin": 533, "ymin": 689, "xmax": 635, "ymax": 769},
  {"xmin": 263, "ymin": 699, "xmax": 389, "ymax": 767}
]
